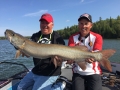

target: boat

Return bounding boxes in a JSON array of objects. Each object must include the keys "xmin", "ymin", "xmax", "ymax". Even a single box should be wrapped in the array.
[
  {"xmin": 0, "ymin": 62, "xmax": 29, "ymax": 90},
  {"xmin": 0, "ymin": 61, "xmax": 120, "ymax": 90}
]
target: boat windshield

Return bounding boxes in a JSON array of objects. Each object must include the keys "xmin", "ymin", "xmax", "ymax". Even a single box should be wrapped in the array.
[{"xmin": 0, "ymin": 61, "xmax": 29, "ymax": 80}]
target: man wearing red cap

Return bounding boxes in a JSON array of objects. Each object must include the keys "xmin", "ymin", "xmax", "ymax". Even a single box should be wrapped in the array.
[{"xmin": 17, "ymin": 13, "xmax": 66, "ymax": 90}]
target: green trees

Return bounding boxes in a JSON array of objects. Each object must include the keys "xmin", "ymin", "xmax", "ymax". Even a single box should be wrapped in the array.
[
  {"xmin": 1, "ymin": 15, "xmax": 120, "ymax": 40},
  {"xmin": 57, "ymin": 15, "xmax": 120, "ymax": 39}
]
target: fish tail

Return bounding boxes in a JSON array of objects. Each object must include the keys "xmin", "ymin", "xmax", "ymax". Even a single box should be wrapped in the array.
[{"xmin": 99, "ymin": 49, "xmax": 116, "ymax": 72}]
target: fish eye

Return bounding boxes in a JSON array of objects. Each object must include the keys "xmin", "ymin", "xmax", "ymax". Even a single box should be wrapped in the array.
[{"xmin": 11, "ymin": 33, "xmax": 15, "ymax": 36}]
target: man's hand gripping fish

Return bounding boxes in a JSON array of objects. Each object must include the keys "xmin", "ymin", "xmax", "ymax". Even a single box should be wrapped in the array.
[{"xmin": 4, "ymin": 29, "xmax": 116, "ymax": 72}]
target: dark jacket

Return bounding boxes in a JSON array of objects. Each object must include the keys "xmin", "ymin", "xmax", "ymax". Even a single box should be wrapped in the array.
[{"xmin": 30, "ymin": 31, "xmax": 65, "ymax": 76}]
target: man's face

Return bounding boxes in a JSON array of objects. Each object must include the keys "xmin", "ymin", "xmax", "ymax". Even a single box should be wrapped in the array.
[
  {"xmin": 78, "ymin": 18, "xmax": 92, "ymax": 37},
  {"xmin": 40, "ymin": 20, "xmax": 54, "ymax": 34}
]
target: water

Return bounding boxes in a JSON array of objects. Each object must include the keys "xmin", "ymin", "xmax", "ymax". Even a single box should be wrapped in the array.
[
  {"xmin": 0, "ymin": 40, "xmax": 34, "ymax": 69},
  {"xmin": 0, "ymin": 39, "xmax": 120, "ymax": 69}
]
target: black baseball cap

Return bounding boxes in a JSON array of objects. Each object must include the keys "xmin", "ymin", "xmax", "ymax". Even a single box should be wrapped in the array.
[{"xmin": 78, "ymin": 13, "xmax": 92, "ymax": 22}]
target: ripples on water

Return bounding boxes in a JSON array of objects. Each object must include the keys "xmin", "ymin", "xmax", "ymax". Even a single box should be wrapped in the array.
[
  {"xmin": 0, "ymin": 40, "xmax": 34, "ymax": 69},
  {"xmin": 102, "ymin": 39, "xmax": 120, "ymax": 63}
]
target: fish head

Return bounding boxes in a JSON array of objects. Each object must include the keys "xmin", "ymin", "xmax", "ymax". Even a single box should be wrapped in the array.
[{"xmin": 4, "ymin": 29, "xmax": 26, "ymax": 49}]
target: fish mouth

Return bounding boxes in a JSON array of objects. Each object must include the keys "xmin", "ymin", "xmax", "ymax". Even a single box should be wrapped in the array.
[
  {"xmin": 4, "ymin": 31, "xmax": 12, "ymax": 43},
  {"xmin": 7, "ymin": 36, "xmax": 12, "ymax": 43},
  {"xmin": 8, "ymin": 36, "xmax": 12, "ymax": 42},
  {"xmin": 5, "ymin": 32, "xmax": 16, "ymax": 48}
]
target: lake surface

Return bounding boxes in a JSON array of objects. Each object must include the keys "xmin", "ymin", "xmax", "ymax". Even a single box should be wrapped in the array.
[{"xmin": 0, "ymin": 39, "xmax": 120, "ymax": 68}]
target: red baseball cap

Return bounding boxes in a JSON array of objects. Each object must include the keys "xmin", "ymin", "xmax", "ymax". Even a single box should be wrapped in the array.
[{"xmin": 39, "ymin": 13, "xmax": 53, "ymax": 23}]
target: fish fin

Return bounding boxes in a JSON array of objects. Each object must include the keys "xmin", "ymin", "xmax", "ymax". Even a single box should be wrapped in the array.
[
  {"xmin": 51, "ymin": 56, "xmax": 57, "ymax": 68},
  {"xmin": 22, "ymin": 53, "xmax": 25, "ymax": 57},
  {"xmin": 20, "ymin": 41, "xmax": 26, "ymax": 49},
  {"xmin": 77, "ymin": 62, "xmax": 86, "ymax": 71},
  {"xmin": 51, "ymin": 56, "xmax": 63, "ymax": 68},
  {"xmin": 21, "ymin": 52, "xmax": 30, "ymax": 57},
  {"xmin": 99, "ymin": 49, "xmax": 116, "ymax": 72},
  {"xmin": 53, "ymin": 58, "xmax": 57, "ymax": 68},
  {"xmin": 72, "ymin": 45, "xmax": 88, "ymax": 51},
  {"xmin": 15, "ymin": 50, "xmax": 22, "ymax": 58}
]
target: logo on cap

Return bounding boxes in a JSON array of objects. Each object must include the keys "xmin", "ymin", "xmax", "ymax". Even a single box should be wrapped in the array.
[
  {"xmin": 78, "ymin": 13, "xmax": 92, "ymax": 22},
  {"xmin": 81, "ymin": 13, "xmax": 89, "ymax": 18}
]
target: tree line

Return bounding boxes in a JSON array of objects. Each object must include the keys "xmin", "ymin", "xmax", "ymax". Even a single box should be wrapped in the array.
[
  {"xmin": 1, "ymin": 15, "xmax": 120, "ymax": 40},
  {"xmin": 0, "ymin": 36, "xmax": 30, "ymax": 40},
  {"xmin": 57, "ymin": 15, "xmax": 120, "ymax": 39}
]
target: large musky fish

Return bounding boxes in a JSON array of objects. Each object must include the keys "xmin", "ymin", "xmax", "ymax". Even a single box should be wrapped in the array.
[{"xmin": 4, "ymin": 29, "xmax": 116, "ymax": 72}]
